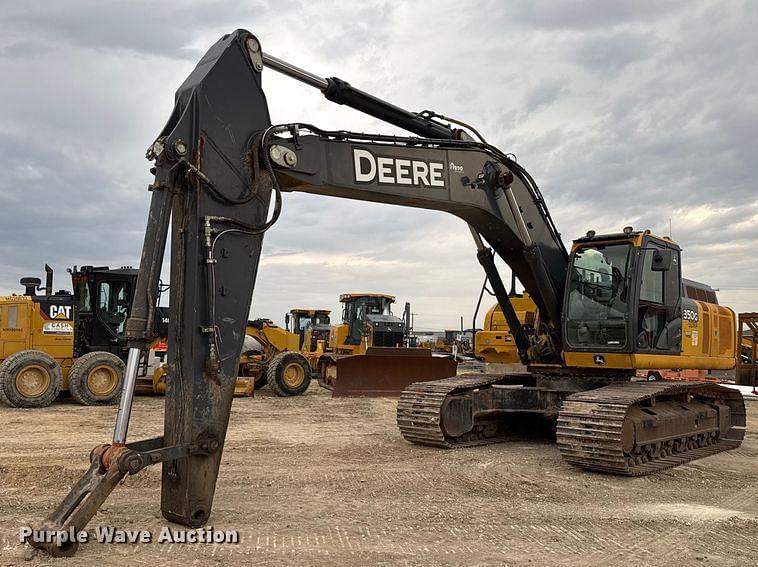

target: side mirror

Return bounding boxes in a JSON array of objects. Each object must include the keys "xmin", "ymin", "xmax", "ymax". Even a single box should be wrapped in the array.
[
  {"xmin": 651, "ymin": 249, "xmax": 674, "ymax": 272},
  {"xmin": 285, "ymin": 313, "xmax": 291, "ymax": 330}
]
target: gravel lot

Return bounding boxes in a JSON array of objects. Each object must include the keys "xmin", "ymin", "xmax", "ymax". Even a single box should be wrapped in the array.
[{"xmin": 1, "ymin": 384, "xmax": 756, "ymax": 566}]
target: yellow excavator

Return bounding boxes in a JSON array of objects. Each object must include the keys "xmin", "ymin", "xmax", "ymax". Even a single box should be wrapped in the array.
[{"xmin": 30, "ymin": 31, "xmax": 747, "ymax": 556}]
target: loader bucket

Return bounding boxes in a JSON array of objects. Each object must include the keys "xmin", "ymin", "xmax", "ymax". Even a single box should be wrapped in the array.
[{"xmin": 321, "ymin": 347, "xmax": 457, "ymax": 397}]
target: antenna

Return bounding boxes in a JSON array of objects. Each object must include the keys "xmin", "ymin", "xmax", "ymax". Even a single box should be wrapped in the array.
[{"xmin": 669, "ymin": 218, "xmax": 672, "ymax": 239}]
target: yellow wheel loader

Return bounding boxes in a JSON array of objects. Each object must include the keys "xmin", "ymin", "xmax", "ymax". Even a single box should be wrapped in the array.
[
  {"xmin": 149, "ymin": 318, "xmax": 312, "ymax": 397},
  {"xmin": 239, "ymin": 318, "xmax": 312, "ymax": 396}
]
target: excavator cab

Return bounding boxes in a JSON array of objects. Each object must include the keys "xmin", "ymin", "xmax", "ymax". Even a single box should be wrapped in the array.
[{"xmin": 562, "ymin": 229, "xmax": 736, "ymax": 370}]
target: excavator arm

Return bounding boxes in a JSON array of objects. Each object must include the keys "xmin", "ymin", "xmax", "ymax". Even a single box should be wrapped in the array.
[
  {"xmin": 261, "ymin": 124, "xmax": 568, "ymax": 355},
  {"xmin": 30, "ymin": 29, "xmax": 569, "ymax": 555}
]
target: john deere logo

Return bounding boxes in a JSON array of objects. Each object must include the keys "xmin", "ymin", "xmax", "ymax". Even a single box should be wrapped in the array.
[{"xmin": 593, "ymin": 355, "xmax": 606, "ymax": 365}]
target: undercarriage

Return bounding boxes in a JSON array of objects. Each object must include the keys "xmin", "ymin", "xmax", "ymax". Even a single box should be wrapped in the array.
[{"xmin": 397, "ymin": 374, "xmax": 746, "ymax": 475}]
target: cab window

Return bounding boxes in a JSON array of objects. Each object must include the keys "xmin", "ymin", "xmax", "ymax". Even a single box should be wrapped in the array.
[
  {"xmin": 636, "ymin": 245, "xmax": 681, "ymax": 353},
  {"xmin": 7, "ymin": 305, "xmax": 18, "ymax": 328},
  {"xmin": 640, "ymin": 251, "xmax": 664, "ymax": 303},
  {"xmin": 316, "ymin": 314, "xmax": 330, "ymax": 325},
  {"xmin": 98, "ymin": 281, "xmax": 131, "ymax": 335},
  {"xmin": 565, "ymin": 243, "xmax": 631, "ymax": 349},
  {"xmin": 76, "ymin": 280, "xmax": 92, "ymax": 312}
]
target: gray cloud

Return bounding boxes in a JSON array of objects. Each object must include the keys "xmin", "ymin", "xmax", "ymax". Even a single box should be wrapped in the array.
[{"xmin": 0, "ymin": 0, "xmax": 756, "ymax": 329}]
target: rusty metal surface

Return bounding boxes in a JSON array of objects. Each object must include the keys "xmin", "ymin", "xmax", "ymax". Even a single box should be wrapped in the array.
[
  {"xmin": 556, "ymin": 381, "xmax": 746, "ymax": 476},
  {"xmin": 27, "ymin": 435, "xmax": 220, "ymax": 556},
  {"xmin": 328, "ymin": 348, "xmax": 457, "ymax": 397}
]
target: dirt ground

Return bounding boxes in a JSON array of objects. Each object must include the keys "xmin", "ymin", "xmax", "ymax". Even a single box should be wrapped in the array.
[{"xmin": 1, "ymin": 385, "xmax": 757, "ymax": 567}]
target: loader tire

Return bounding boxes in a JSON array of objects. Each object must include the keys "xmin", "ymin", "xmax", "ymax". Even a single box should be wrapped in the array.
[
  {"xmin": 253, "ymin": 374, "xmax": 268, "ymax": 390},
  {"xmin": 0, "ymin": 350, "xmax": 62, "ymax": 408},
  {"xmin": 266, "ymin": 352, "xmax": 311, "ymax": 396},
  {"xmin": 68, "ymin": 352, "xmax": 124, "ymax": 406}
]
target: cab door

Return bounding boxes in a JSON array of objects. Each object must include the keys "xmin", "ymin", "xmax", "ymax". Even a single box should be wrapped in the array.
[{"xmin": 634, "ymin": 239, "xmax": 682, "ymax": 354}]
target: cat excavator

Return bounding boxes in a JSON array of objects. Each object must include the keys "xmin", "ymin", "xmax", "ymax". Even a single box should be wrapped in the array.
[{"xmin": 29, "ymin": 30, "xmax": 746, "ymax": 556}]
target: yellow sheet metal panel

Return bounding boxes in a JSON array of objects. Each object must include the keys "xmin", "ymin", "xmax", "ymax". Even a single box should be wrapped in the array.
[
  {"xmin": 29, "ymin": 300, "xmax": 74, "ymax": 361},
  {"xmin": 330, "ymin": 324, "xmax": 363, "ymax": 354},
  {"xmin": 0, "ymin": 299, "xmax": 31, "ymax": 357},
  {"xmin": 564, "ymin": 351, "xmax": 735, "ymax": 371},
  {"xmin": 681, "ymin": 300, "xmax": 736, "ymax": 362},
  {"xmin": 475, "ymin": 294, "xmax": 536, "ymax": 363},
  {"xmin": 563, "ymin": 351, "xmax": 635, "ymax": 369}
]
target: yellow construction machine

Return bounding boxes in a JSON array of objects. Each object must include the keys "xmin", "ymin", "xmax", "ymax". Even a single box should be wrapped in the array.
[
  {"xmin": 148, "ymin": 318, "xmax": 312, "ymax": 397},
  {"xmin": 474, "ymin": 292, "xmax": 537, "ymax": 364},
  {"xmin": 238, "ymin": 318, "xmax": 312, "ymax": 396},
  {"xmin": 315, "ymin": 293, "xmax": 456, "ymax": 396},
  {"xmin": 29, "ymin": 32, "xmax": 748, "ymax": 556},
  {"xmin": 0, "ymin": 265, "xmax": 161, "ymax": 407}
]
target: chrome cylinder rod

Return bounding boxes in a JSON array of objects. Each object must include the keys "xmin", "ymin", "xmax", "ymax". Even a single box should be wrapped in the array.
[
  {"xmin": 468, "ymin": 224, "xmax": 487, "ymax": 251},
  {"xmin": 112, "ymin": 347, "xmax": 142, "ymax": 445},
  {"xmin": 262, "ymin": 53, "xmax": 328, "ymax": 90}
]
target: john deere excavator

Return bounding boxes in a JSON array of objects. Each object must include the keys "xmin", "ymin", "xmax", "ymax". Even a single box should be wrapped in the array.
[{"xmin": 29, "ymin": 30, "xmax": 746, "ymax": 555}]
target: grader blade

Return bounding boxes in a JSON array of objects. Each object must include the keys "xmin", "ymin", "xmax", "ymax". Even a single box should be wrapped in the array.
[{"xmin": 324, "ymin": 347, "xmax": 457, "ymax": 397}]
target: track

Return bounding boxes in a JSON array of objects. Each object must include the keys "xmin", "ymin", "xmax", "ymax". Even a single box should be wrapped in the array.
[
  {"xmin": 556, "ymin": 381, "xmax": 746, "ymax": 476},
  {"xmin": 396, "ymin": 373, "xmax": 527, "ymax": 448},
  {"xmin": 398, "ymin": 375, "xmax": 747, "ymax": 477}
]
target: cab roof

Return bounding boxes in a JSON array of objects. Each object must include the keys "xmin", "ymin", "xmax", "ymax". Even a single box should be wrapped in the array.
[
  {"xmin": 289, "ymin": 309, "xmax": 331, "ymax": 315},
  {"xmin": 339, "ymin": 293, "xmax": 395, "ymax": 303},
  {"xmin": 572, "ymin": 229, "xmax": 680, "ymax": 250}
]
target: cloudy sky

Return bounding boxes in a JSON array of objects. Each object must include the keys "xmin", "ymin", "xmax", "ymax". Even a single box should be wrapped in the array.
[{"xmin": 1, "ymin": 1, "xmax": 756, "ymax": 330}]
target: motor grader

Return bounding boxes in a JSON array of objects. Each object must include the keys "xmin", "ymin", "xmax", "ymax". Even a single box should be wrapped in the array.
[
  {"xmin": 29, "ymin": 30, "xmax": 746, "ymax": 556},
  {"xmin": 0, "ymin": 265, "xmax": 152, "ymax": 408}
]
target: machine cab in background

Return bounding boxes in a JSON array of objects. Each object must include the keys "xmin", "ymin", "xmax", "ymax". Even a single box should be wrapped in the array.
[
  {"xmin": 70, "ymin": 266, "xmax": 139, "ymax": 357},
  {"xmin": 285, "ymin": 308, "xmax": 331, "ymax": 351},
  {"xmin": 339, "ymin": 293, "xmax": 403, "ymax": 348}
]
